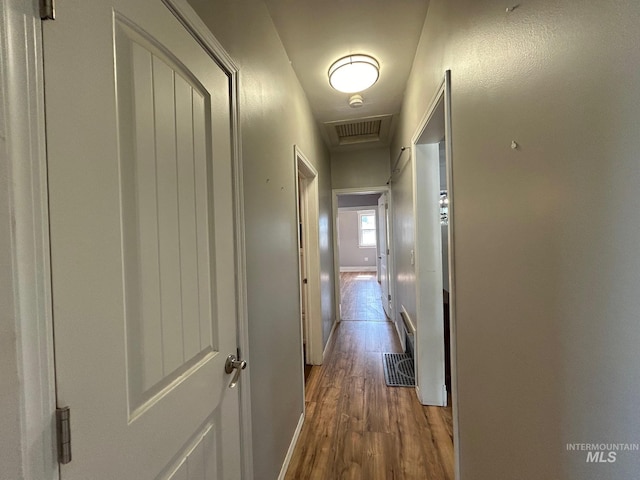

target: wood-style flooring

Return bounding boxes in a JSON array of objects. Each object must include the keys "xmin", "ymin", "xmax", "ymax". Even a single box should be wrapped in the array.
[
  {"xmin": 340, "ymin": 272, "xmax": 387, "ymax": 321},
  {"xmin": 285, "ymin": 320, "xmax": 454, "ymax": 480}
]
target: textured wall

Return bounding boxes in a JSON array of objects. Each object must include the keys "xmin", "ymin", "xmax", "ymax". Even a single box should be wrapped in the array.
[
  {"xmin": 331, "ymin": 146, "xmax": 390, "ymax": 189},
  {"xmin": 391, "ymin": 0, "xmax": 640, "ymax": 478},
  {"xmin": 187, "ymin": 1, "xmax": 334, "ymax": 478},
  {"xmin": 337, "ymin": 193, "xmax": 381, "ymax": 208}
]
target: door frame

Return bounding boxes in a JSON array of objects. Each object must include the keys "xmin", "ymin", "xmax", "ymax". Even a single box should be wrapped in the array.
[
  {"xmin": 411, "ymin": 70, "xmax": 460, "ymax": 475},
  {"xmin": 295, "ymin": 146, "xmax": 323, "ymax": 366},
  {"xmin": 331, "ymin": 186, "xmax": 395, "ymax": 326},
  {"xmin": 1, "ymin": 1, "xmax": 57, "ymax": 478},
  {"xmin": 8, "ymin": 0, "xmax": 254, "ymax": 478}
]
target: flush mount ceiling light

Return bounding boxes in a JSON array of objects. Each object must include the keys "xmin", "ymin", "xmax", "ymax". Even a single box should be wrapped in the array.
[{"xmin": 328, "ymin": 54, "xmax": 380, "ymax": 93}]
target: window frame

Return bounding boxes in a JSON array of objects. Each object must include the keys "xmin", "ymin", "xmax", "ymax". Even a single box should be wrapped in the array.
[{"xmin": 357, "ymin": 209, "xmax": 377, "ymax": 248}]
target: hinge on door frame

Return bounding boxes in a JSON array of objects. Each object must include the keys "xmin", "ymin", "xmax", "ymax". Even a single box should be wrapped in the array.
[
  {"xmin": 388, "ymin": 294, "xmax": 391, "ymax": 301},
  {"xmin": 56, "ymin": 406, "xmax": 71, "ymax": 464},
  {"xmin": 40, "ymin": 0, "xmax": 55, "ymax": 20}
]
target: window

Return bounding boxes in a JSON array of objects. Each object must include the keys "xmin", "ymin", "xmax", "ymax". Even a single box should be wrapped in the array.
[{"xmin": 358, "ymin": 210, "xmax": 376, "ymax": 247}]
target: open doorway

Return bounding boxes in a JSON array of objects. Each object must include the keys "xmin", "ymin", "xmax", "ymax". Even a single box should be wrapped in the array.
[
  {"xmin": 332, "ymin": 187, "xmax": 393, "ymax": 325},
  {"xmin": 295, "ymin": 146, "xmax": 323, "ymax": 385},
  {"xmin": 411, "ymin": 71, "xmax": 456, "ymax": 411}
]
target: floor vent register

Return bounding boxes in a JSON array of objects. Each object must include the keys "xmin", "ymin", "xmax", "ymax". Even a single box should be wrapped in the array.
[{"xmin": 382, "ymin": 352, "xmax": 415, "ymax": 387}]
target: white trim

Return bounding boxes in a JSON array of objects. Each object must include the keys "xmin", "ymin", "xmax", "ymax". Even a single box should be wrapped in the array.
[
  {"xmin": 295, "ymin": 145, "xmax": 323, "ymax": 366},
  {"xmin": 442, "ymin": 70, "xmax": 461, "ymax": 480},
  {"xmin": 1, "ymin": 1, "xmax": 58, "ymax": 478},
  {"xmin": 162, "ymin": 1, "xmax": 253, "ymax": 477},
  {"xmin": 412, "ymin": 141, "xmax": 446, "ymax": 407},
  {"xmin": 277, "ymin": 412, "xmax": 305, "ymax": 480},
  {"xmin": 339, "ymin": 266, "xmax": 377, "ymax": 273},
  {"xmin": 322, "ymin": 320, "xmax": 338, "ymax": 362},
  {"xmin": 332, "ymin": 186, "xmax": 395, "ymax": 323}
]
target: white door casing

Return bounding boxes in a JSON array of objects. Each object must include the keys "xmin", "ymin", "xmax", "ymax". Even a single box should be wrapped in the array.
[
  {"xmin": 377, "ymin": 193, "xmax": 391, "ymax": 318},
  {"xmin": 44, "ymin": 1, "xmax": 244, "ymax": 478},
  {"xmin": 295, "ymin": 146, "xmax": 323, "ymax": 365}
]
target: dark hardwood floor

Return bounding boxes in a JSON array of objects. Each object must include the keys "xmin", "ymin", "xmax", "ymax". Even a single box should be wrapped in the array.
[
  {"xmin": 340, "ymin": 272, "xmax": 387, "ymax": 321},
  {"xmin": 286, "ymin": 319, "xmax": 454, "ymax": 480}
]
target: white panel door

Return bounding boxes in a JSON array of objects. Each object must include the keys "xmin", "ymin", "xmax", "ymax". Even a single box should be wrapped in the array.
[
  {"xmin": 43, "ymin": 1, "xmax": 243, "ymax": 478},
  {"xmin": 378, "ymin": 194, "xmax": 391, "ymax": 318}
]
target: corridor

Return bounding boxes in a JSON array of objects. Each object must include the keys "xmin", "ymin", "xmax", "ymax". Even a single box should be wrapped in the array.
[{"xmin": 285, "ymin": 273, "xmax": 454, "ymax": 479}]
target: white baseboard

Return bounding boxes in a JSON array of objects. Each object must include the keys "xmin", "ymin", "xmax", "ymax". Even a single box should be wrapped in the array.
[
  {"xmin": 278, "ymin": 412, "xmax": 305, "ymax": 480},
  {"xmin": 323, "ymin": 320, "xmax": 338, "ymax": 362},
  {"xmin": 339, "ymin": 266, "xmax": 377, "ymax": 272}
]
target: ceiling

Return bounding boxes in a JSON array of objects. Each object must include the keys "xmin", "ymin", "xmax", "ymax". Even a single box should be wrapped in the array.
[{"xmin": 263, "ymin": 0, "xmax": 430, "ymax": 151}]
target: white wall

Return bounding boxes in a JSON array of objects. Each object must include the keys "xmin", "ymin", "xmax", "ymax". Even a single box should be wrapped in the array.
[
  {"xmin": 187, "ymin": 1, "xmax": 335, "ymax": 478},
  {"xmin": 338, "ymin": 208, "xmax": 377, "ymax": 269},
  {"xmin": 331, "ymin": 146, "xmax": 390, "ymax": 189},
  {"xmin": 337, "ymin": 193, "xmax": 381, "ymax": 208},
  {"xmin": 392, "ymin": 0, "xmax": 640, "ymax": 478}
]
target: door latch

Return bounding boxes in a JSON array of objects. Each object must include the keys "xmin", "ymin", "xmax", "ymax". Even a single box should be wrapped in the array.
[{"xmin": 225, "ymin": 354, "xmax": 247, "ymax": 389}]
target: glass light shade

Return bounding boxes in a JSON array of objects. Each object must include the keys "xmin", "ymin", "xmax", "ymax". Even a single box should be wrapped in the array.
[{"xmin": 328, "ymin": 55, "xmax": 379, "ymax": 93}]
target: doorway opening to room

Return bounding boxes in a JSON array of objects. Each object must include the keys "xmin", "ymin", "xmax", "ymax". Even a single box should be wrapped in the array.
[
  {"xmin": 410, "ymin": 71, "xmax": 455, "ymax": 408},
  {"xmin": 295, "ymin": 146, "xmax": 323, "ymax": 385},
  {"xmin": 332, "ymin": 187, "xmax": 393, "ymax": 326},
  {"xmin": 408, "ymin": 72, "xmax": 458, "ymax": 476}
]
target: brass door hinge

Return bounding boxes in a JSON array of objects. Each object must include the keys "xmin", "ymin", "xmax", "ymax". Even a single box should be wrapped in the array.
[{"xmin": 56, "ymin": 406, "xmax": 71, "ymax": 464}]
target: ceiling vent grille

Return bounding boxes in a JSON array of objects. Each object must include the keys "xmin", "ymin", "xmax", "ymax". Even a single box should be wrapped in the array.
[
  {"xmin": 335, "ymin": 119, "xmax": 381, "ymax": 139},
  {"xmin": 324, "ymin": 114, "xmax": 393, "ymax": 148}
]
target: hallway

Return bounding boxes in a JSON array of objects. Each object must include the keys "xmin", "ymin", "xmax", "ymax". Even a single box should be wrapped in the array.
[{"xmin": 286, "ymin": 308, "xmax": 454, "ymax": 478}]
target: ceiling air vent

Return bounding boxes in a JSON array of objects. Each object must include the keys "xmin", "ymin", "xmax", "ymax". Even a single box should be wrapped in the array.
[
  {"xmin": 335, "ymin": 119, "xmax": 381, "ymax": 141},
  {"xmin": 324, "ymin": 114, "xmax": 393, "ymax": 148}
]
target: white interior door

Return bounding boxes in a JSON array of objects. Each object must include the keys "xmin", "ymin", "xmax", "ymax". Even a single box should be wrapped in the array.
[
  {"xmin": 378, "ymin": 194, "xmax": 390, "ymax": 318},
  {"xmin": 44, "ymin": 1, "xmax": 243, "ymax": 478}
]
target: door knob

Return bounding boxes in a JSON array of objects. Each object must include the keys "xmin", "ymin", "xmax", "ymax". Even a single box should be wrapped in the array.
[{"xmin": 225, "ymin": 354, "xmax": 247, "ymax": 389}]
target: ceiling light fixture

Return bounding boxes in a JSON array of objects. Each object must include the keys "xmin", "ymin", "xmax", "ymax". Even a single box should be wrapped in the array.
[{"xmin": 328, "ymin": 54, "xmax": 379, "ymax": 93}]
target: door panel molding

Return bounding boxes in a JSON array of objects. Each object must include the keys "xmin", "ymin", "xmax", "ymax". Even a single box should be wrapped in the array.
[{"xmin": 161, "ymin": 2, "xmax": 252, "ymax": 477}]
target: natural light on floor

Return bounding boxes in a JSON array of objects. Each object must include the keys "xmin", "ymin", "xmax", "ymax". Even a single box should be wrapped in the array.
[{"xmin": 355, "ymin": 274, "xmax": 375, "ymax": 280}]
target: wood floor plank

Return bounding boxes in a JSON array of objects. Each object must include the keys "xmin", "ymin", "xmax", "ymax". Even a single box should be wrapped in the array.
[
  {"xmin": 364, "ymin": 376, "xmax": 391, "ymax": 433},
  {"xmin": 334, "ymin": 430, "xmax": 363, "ymax": 480},
  {"xmin": 362, "ymin": 432, "xmax": 399, "ymax": 480}
]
